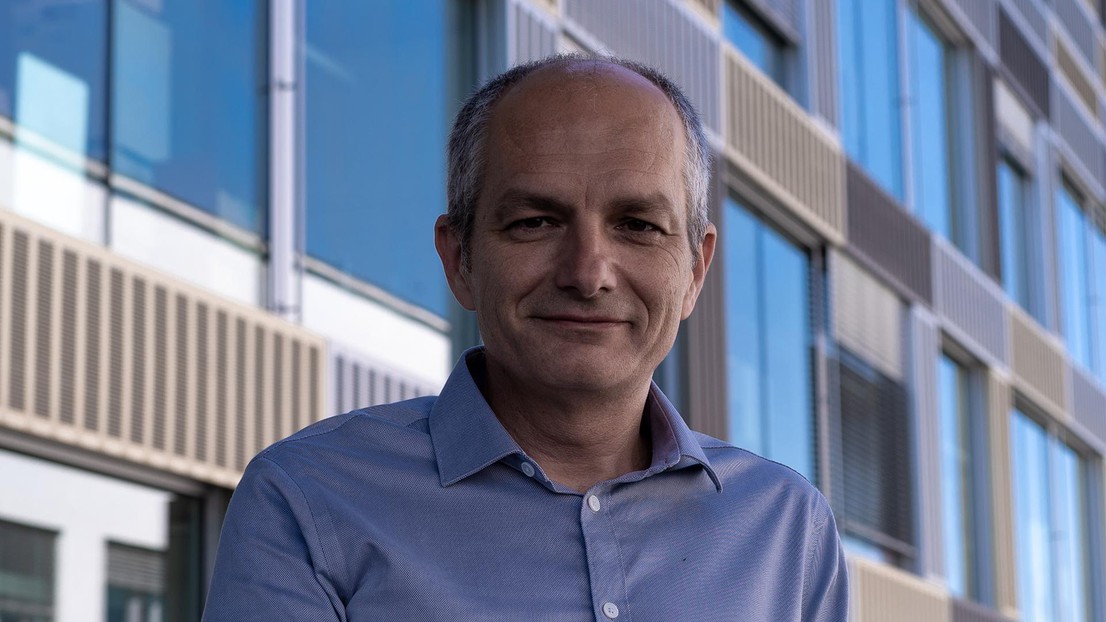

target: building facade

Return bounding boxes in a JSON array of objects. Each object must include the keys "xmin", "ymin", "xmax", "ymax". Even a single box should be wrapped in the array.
[{"xmin": 0, "ymin": 0, "xmax": 1104, "ymax": 620}]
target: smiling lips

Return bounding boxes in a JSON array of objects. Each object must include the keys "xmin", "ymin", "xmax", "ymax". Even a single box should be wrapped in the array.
[{"xmin": 535, "ymin": 314, "xmax": 628, "ymax": 327}]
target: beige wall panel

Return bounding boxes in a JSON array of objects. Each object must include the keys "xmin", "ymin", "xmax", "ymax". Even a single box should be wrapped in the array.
[
  {"xmin": 724, "ymin": 50, "xmax": 847, "ymax": 245},
  {"xmin": 832, "ymin": 253, "xmax": 903, "ymax": 381},
  {"xmin": 986, "ymin": 372, "xmax": 1018, "ymax": 617},
  {"xmin": 0, "ymin": 207, "xmax": 328, "ymax": 488},
  {"xmin": 1055, "ymin": 37, "xmax": 1098, "ymax": 117},
  {"xmin": 849, "ymin": 557, "xmax": 950, "ymax": 622},
  {"xmin": 1009, "ymin": 307, "xmax": 1069, "ymax": 419}
]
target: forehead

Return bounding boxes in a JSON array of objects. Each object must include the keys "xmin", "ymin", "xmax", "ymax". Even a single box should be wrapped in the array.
[{"xmin": 486, "ymin": 62, "xmax": 684, "ymax": 155}]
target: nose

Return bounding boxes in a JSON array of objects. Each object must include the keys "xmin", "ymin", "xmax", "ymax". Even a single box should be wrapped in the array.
[{"xmin": 553, "ymin": 222, "xmax": 616, "ymax": 298}]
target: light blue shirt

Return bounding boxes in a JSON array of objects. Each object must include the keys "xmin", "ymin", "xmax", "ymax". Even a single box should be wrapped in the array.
[{"xmin": 203, "ymin": 348, "xmax": 848, "ymax": 621}]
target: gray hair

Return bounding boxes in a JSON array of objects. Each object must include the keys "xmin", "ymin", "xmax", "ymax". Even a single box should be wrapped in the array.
[{"xmin": 446, "ymin": 53, "xmax": 712, "ymax": 268}]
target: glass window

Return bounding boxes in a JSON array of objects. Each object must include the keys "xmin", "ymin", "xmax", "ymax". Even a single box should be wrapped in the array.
[
  {"xmin": 908, "ymin": 11, "xmax": 953, "ymax": 240},
  {"xmin": 835, "ymin": 346, "xmax": 914, "ymax": 566},
  {"xmin": 1057, "ymin": 185, "xmax": 1093, "ymax": 370},
  {"xmin": 112, "ymin": 0, "xmax": 267, "ymax": 234},
  {"xmin": 723, "ymin": 1, "xmax": 787, "ymax": 89},
  {"xmin": 1091, "ymin": 225, "xmax": 1106, "ymax": 384},
  {"xmin": 1010, "ymin": 410, "xmax": 1092, "ymax": 622},
  {"xmin": 998, "ymin": 158, "xmax": 1033, "ymax": 315},
  {"xmin": 106, "ymin": 543, "xmax": 165, "ymax": 622},
  {"xmin": 0, "ymin": 0, "xmax": 108, "ymax": 160},
  {"xmin": 837, "ymin": 0, "xmax": 903, "ymax": 199},
  {"xmin": 0, "ymin": 519, "xmax": 56, "ymax": 621},
  {"xmin": 723, "ymin": 197, "xmax": 813, "ymax": 480},
  {"xmin": 938, "ymin": 355, "xmax": 980, "ymax": 600},
  {"xmin": 305, "ymin": 1, "xmax": 466, "ymax": 317}
]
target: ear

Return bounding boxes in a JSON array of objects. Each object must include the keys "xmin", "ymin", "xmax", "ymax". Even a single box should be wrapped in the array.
[
  {"xmin": 681, "ymin": 223, "xmax": 716, "ymax": 320},
  {"xmin": 435, "ymin": 215, "xmax": 476, "ymax": 311}
]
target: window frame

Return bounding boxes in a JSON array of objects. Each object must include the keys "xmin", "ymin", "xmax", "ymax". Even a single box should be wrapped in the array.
[{"xmin": 721, "ymin": 0, "xmax": 792, "ymax": 93}]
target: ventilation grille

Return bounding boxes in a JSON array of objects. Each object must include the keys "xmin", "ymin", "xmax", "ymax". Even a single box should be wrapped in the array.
[
  {"xmin": 1071, "ymin": 365, "xmax": 1106, "ymax": 448},
  {"xmin": 952, "ymin": 0, "xmax": 997, "ymax": 55},
  {"xmin": 831, "ymin": 253, "xmax": 904, "ymax": 381},
  {"xmin": 564, "ymin": 0, "xmax": 721, "ymax": 134},
  {"xmin": 809, "ymin": 0, "xmax": 838, "ymax": 127},
  {"xmin": 0, "ymin": 209, "xmax": 327, "ymax": 486},
  {"xmin": 985, "ymin": 372, "xmax": 1017, "ymax": 617},
  {"xmin": 849, "ymin": 557, "xmax": 949, "ymax": 622},
  {"xmin": 846, "ymin": 163, "xmax": 933, "ymax": 305},
  {"xmin": 1009, "ymin": 308, "xmax": 1068, "ymax": 419},
  {"xmin": 724, "ymin": 49, "xmax": 846, "ymax": 243},
  {"xmin": 510, "ymin": 0, "xmax": 557, "ymax": 65},
  {"xmin": 934, "ymin": 241, "xmax": 1009, "ymax": 365},
  {"xmin": 331, "ymin": 345, "xmax": 440, "ymax": 416},
  {"xmin": 1053, "ymin": 77, "xmax": 1105, "ymax": 200},
  {"xmin": 999, "ymin": 7, "xmax": 1050, "ymax": 119},
  {"xmin": 1055, "ymin": 0, "xmax": 1098, "ymax": 71},
  {"xmin": 1007, "ymin": 0, "xmax": 1048, "ymax": 49}
]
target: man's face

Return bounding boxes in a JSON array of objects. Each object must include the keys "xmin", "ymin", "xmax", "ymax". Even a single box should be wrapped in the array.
[{"xmin": 437, "ymin": 63, "xmax": 715, "ymax": 396}]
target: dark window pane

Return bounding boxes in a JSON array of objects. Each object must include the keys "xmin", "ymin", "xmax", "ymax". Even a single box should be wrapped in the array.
[
  {"xmin": 0, "ymin": 0, "xmax": 108, "ymax": 160},
  {"xmin": 834, "ymin": 347, "xmax": 913, "ymax": 562},
  {"xmin": 305, "ymin": 1, "xmax": 462, "ymax": 316},
  {"xmin": 0, "ymin": 519, "xmax": 56, "ymax": 621},
  {"xmin": 112, "ymin": 0, "xmax": 267, "ymax": 234}
]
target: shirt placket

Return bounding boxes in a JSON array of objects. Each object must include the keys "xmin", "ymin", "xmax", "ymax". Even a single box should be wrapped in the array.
[{"xmin": 579, "ymin": 485, "xmax": 631, "ymax": 622}]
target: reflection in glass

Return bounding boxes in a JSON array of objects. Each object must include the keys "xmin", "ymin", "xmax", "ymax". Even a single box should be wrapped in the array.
[
  {"xmin": 1090, "ymin": 226, "xmax": 1106, "ymax": 384},
  {"xmin": 1054, "ymin": 444, "xmax": 1088, "ymax": 622},
  {"xmin": 305, "ymin": 1, "xmax": 463, "ymax": 316},
  {"xmin": 1011, "ymin": 411, "xmax": 1052, "ymax": 622},
  {"xmin": 838, "ymin": 0, "xmax": 903, "ymax": 199},
  {"xmin": 908, "ymin": 12, "xmax": 952, "ymax": 240},
  {"xmin": 723, "ymin": 198, "xmax": 812, "ymax": 480},
  {"xmin": 0, "ymin": 0, "xmax": 107, "ymax": 159},
  {"xmin": 723, "ymin": 1, "xmax": 786, "ymax": 89},
  {"xmin": 112, "ymin": 0, "xmax": 267, "ymax": 233},
  {"xmin": 998, "ymin": 159, "xmax": 1032, "ymax": 314},
  {"xmin": 937, "ymin": 356, "xmax": 973, "ymax": 599},
  {"xmin": 1057, "ymin": 187, "xmax": 1091, "ymax": 369}
]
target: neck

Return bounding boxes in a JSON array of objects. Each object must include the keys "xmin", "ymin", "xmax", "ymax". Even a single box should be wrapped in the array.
[{"xmin": 475, "ymin": 354, "xmax": 653, "ymax": 493}]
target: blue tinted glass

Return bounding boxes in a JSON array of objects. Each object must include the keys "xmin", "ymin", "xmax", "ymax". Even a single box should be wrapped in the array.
[
  {"xmin": 938, "ymin": 356, "xmax": 970, "ymax": 598},
  {"xmin": 1054, "ymin": 443, "xmax": 1089, "ymax": 622},
  {"xmin": 723, "ymin": 1, "xmax": 786, "ymax": 88},
  {"xmin": 998, "ymin": 160, "xmax": 1031, "ymax": 311},
  {"xmin": 909, "ymin": 13, "xmax": 951, "ymax": 238},
  {"xmin": 1058, "ymin": 187, "xmax": 1091, "ymax": 368},
  {"xmin": 112, "ymin": 0, "xmax": 266, "ymax": 234},
  {"xmin": 1010, "ymin": 411, "xmax": 1053, "ymax": 622},
  {"xmin": 1090, "ymin": 226, "xmax": 1106, "ymax": 384},
  {"xmin": 724, "ymin": 197, "xmax": 812, "ymax": 480},
  {"xmin": 0, "ymin": 0, "xmax": 107, "ymax": 159},
  {"xmin": 305, "ymin": 1, "xmax": 455, "ymax": 316},
  {"xmin": 762, "ymin": 229, "xmax": 811, "ymax": 479},
  {"xmin": 837, "ymin": 0, "xmax": 903, "ymax": 199},
  {"xmin": 724, "ymin": 200, "xmax": 763, "ymax": 457}
]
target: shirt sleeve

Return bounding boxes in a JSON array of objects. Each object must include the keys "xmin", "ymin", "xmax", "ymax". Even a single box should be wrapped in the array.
[
  {"xmin": 202, "ymin": 455, "xmax": 345, "ymax": 621},
  {"xmin": 802, "ymin": 499, "xmax": 850, "ymax": 622}
]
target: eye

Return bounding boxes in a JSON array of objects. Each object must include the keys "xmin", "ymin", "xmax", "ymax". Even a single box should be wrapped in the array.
[
  {"xmin": 620, "ymin": 218, "xmax": 659, "ymax": 233},
  {"xmin": 513, "ymin": 217, "xmax": 551, "ymax": 230}
]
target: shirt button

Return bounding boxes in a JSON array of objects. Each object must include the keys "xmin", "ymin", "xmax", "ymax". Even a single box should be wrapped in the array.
[
  {"xmin": 602, "ymin": 602, "xmax": 619, "ymax": 619},
  {"xmin": 520, "ymin": 462, "xmax": 535, "ymax": 477},
  {"xmin": 587, "ymin": 495, "xmax": 601, "ymax": 512}
]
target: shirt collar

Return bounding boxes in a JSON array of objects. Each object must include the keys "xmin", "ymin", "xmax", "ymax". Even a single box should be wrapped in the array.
[{"xmin": 429, "ymin": 346, "xmax": 721, "ymax": 492}]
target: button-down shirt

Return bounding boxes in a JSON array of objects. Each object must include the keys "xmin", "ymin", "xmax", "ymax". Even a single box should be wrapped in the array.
[{"xmin": 203, "ymin": 348, "xmax": 848, "ymax": 621}]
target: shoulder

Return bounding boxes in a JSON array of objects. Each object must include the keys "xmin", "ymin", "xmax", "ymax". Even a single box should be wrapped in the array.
[
  {"xmin": 253, "ymin": 395, "xmax": 438, "ymax": 472},
  {"xmin": 692, "ymin": 431, "xmax": 832, "ymax": 519}
]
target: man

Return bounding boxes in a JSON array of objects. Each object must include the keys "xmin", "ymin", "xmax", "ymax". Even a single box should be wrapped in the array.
[{"xmin": 204, "ymin": 54, "xmax": 847, "ymax": 621}]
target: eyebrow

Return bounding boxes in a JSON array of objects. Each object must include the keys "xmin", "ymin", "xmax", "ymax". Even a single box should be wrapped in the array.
[{"xmin": 491, "ymin": 189, "xmax": 678, "ymax": 220}]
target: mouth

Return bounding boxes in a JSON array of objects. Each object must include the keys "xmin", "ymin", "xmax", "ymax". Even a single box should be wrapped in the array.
[{"xmin": 533, "ymin": 315, "xmax": 628, "ymax": 328}]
